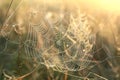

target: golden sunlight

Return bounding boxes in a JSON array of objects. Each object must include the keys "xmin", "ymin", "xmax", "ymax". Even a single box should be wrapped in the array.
[
  {"xmin": 67, "ymin": 0, "xmax": 120, "ymax": 12},
  {"xmin": 24, "ymin": 0, "xmax": 120, "ymax": 12},
  {"xmin": 78, "ymin": 0, "xmax": 120, "ymax": 12},
  {"xmin": 92, "ymin": 0, "xmax": 120, "ymax": 10}
]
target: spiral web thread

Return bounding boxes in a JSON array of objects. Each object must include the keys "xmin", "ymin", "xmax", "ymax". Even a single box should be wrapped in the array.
[
  {"xmin": 0, "ymin": 11, "xmax": 95, "ymax": 69},
  {"xmin": 0, "ymin": 7, "xmax": 114, "ymax": 80},
  {"xmin": 1, "ymin": 8, "xmax": 116, "ymax": 79},
  {"xmin": 43, "ymin": 13, "xmax": 94, "ymax": 71},
  {"xmin": 39, "ymin": 12, "xmax": 110, "ymax": 80}
]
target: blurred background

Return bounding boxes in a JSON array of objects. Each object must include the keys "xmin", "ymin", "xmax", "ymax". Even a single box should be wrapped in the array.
[{"xmin": 0, "ymin": 0, "xmax": 120, "ymax": 80}]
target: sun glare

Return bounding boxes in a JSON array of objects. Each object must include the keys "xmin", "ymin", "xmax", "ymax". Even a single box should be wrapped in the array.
[
  {"xmin": 97, "ymin": 0, "xmax": 120, "ymax": 10},
  {"xmin": 78, "ymin": 0, "xmax": 120, "ymax": 12},
  {"xmin": 67, "ymin": 0, "xmax": 120, "ymax": 12}
]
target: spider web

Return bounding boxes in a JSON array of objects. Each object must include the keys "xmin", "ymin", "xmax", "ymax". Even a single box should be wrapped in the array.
[
  {"xmin": 40, "ymin": 12, "xmax": 112, "ymax": 80},
  {"xmin": 0, "ymin": 1, "xmax": 119, "ymax": 80},
  {"xmin": 0, "ymin": 9, "xmax": 103, "ymax": 79}
]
